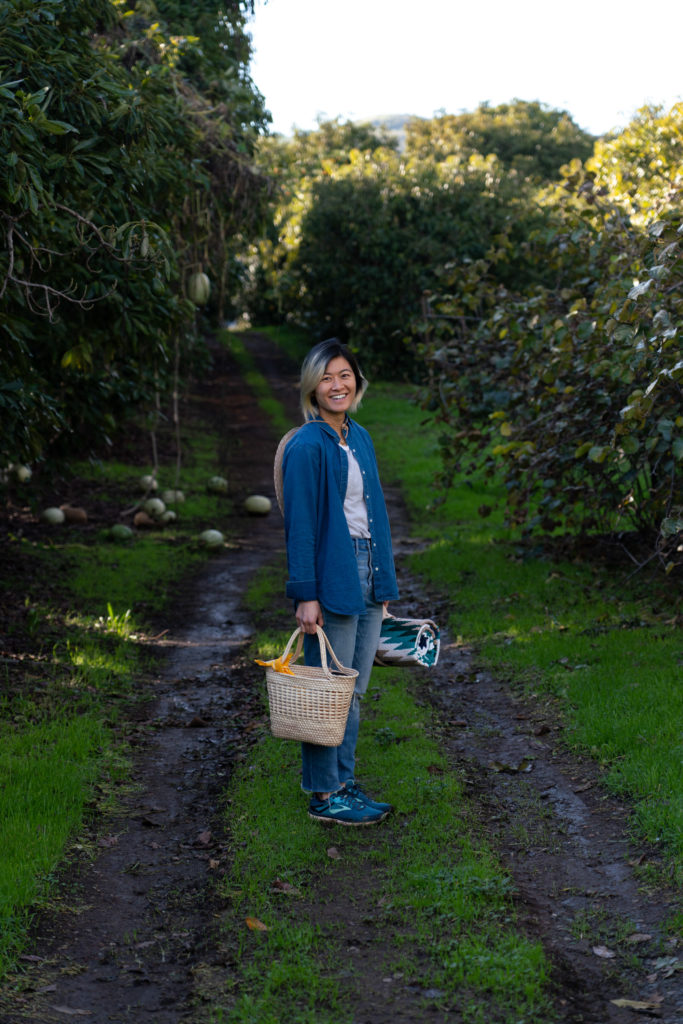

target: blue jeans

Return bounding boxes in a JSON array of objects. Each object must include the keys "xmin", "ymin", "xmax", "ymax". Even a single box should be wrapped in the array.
[{"xmin": 301, "ymin": 539, "xmax": 384, "ymax": 795}]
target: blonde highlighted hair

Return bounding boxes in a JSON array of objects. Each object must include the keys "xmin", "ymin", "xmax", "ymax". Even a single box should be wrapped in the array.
[{"xmin": 299, "ymin": 339, "xmax": 368, "ymax": 421}]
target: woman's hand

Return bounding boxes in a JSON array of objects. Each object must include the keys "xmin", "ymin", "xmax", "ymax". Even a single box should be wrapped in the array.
[{"xmin": 296, "ymin": 600, "xmax": 324, "ymax": 634}]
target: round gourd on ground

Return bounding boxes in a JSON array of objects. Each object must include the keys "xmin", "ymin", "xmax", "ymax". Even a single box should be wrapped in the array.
[
  {"xmin": 244, "ymin": 494, "xmax": 272, "ymax": 516},
  {"xmin": 110, "ymin": 524, "xmax": 134, "ymax": 542},
  {"xmin": 41, "ymin": 507, "xmax": 65, "ymax": 525},
  {"xmin": 161, "ymin": 489, "xmax": 185, "ymax": 504},
  {"xmin": 13, "ymin": 464, "xmax": 32, "ymax": 483},
  {"xmin": 160, "ymin": 510, "xmax": 177, "ymax": 525},
  {"xmin": 143, "ymin": 497, "xmax": 166, "ymax": 518},
  {"xmin": 61, "ymin": 506, "xmax": 88, "ymax": 525},
  {"xmin": 134, "ymin": 511, "xmax": 156, "ymax": 528},
  {"xmin": 207, "ymin": 475, "xmax": 228, "ymax": 494},
  {"xmin": 139, "ymin": 474, "xmax": 158, "ymax": 492},
  {"xmin": 199, "ymin": 529, "xmax": 224, "ymax": 549}
]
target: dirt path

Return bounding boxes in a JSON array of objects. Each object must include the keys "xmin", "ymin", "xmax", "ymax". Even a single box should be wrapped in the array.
[{"xmin": 2, "ymin": 334, "xmax": 680, "ymax": 1024}]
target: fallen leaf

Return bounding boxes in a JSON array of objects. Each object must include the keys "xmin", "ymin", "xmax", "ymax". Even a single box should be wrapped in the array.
[
  {"xmin": 245, "ymin": 917, "xmax": 268, "ymax": 931},
  {"xmin": 610, "ymin": 998, "xmax": 662, "ymax": 1012},
  {"xmin": 271, "ymin": 878, "xmax": 301, "ymax": 896},
  {"xmin": 626, "ymin": 933, "xmax": 652, "ymax": 945},
  {"xmin": 51, "ymin": 1007, "xmax": 91, "ymax": 1017},
  {"xmin": 196, "ymin": 830, "xmax": 212, "ymax": 847},
  {"xmin": 209, "ymin": 859, "xmax": 221, "ymax": 870},
  {"xmin": 489, "ymin": 758, "xmax": 534, "ymax": 774},
  {"xmin": 188, "ymin": 716, "xmax": 209, "ymax": 727},
  {"xmin": 572, "ymin": 781, "xmax": 595, "ymax": 793},
  {"xmin": 593, "ymin": 945, "xmax": 616, "ymax": 959},
  {"xmin": 327, "ymin": 847, "xmax": 341, "ymax": 860},
  {"xmin": 97, "ymin": 835, "xmax": 118, "ymax": 848},
  {"xmin": 652, "ymin": 956, "xmax": 680, "ymax": 977}
]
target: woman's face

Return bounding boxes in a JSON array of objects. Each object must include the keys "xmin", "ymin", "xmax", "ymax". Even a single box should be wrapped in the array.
[{"xmin": 314, "ymin": 356, "xmax": 357, "ymax": 420}]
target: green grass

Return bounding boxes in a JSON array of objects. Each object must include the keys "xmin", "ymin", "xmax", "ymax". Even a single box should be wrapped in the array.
[
  {"xmin": 0, "ymin": 409, "xmax": 228, "ymax": 977},
  {"xmin": 218, "ymin": 612, "xmax": 553, "ymax": 1022},
  {"xmin": 221, "ymin": 328, "xmax": 298, "ymax": 436},
  {"xmin": 208, "ymin": 335, "xmax": 678, "ymax": 1022},
  {"xmin": 356, "ymin": 385, "xmax": 683, "ymax": 867},
  {"xmin": 0, "ymin": 715, "xmax": 110, "ymax": 963},
  {"xmin": 248, "ymin": 323, "xmax": 313, "ymax": 366}
]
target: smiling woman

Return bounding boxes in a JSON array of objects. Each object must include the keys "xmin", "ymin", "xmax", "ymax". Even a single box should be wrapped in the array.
[
  {"xmin": 314, "ymin": 356, "xmax": 358, "ymax": 425},
  {"xmin": 280, "ymin": 338, "xmax": 399, "ymax": 825}
]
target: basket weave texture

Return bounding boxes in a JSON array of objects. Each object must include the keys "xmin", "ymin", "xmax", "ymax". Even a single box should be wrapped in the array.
[{"xmin": 265, "ymin": 626, "xmax": 358, "ymax": 746}]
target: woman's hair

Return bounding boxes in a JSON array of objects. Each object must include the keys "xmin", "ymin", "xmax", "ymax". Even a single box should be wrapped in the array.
[{"xmin": 299, "ymin": 338, "xmax": 368, "ymax": 420}]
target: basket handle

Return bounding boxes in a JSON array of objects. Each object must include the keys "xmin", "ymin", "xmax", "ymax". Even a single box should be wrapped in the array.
[{"xmin": 279, "ymin": 625, "xmax": 351, "ymax": 678}]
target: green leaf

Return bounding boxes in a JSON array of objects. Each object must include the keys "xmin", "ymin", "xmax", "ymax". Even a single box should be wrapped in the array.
[
  {"xmin": 628, "ymin": 279, "xmax": 653, "ymax": 300},
  {"xmin": 40, "ymin": 118, "xmax": 78, "ymax": 136}
]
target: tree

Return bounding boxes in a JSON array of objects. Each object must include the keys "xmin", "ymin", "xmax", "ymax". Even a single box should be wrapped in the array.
[
  {"xmin": 405, "ymin": 100, "xmax": 595, "ymax": 181},
  {"xmin": 0, "ymin": 0, "xmax": 268, "ymax": 464}
]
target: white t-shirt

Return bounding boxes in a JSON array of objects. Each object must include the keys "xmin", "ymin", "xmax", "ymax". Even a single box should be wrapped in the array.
[{"xmin": 340, "ymin": 442, "xmax": 370, "ymax": 538}]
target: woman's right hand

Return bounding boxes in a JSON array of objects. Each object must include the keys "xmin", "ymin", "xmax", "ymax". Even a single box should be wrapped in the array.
[{"xmin": 296, "ymin": 600, "xmax": 324, "ymax": 634}]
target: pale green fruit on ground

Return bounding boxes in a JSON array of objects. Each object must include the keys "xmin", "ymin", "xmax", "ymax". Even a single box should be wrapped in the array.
[
  {"xmin": 207, "ymin": 475, "xmax": 228, "ymax": 494},
  {"xmin": 41, "ymin": 507, "xmax": 65, "ymax": 525},
  {"xmin": 143, "ymin": 497, "xmax": 166, "ymax": 518},
  {"xmin": 110, "ymin": 524, "xmax": 134, "ymax": 542},
  {"xmin": 160, "ymin": 510, "xmax": 177, "ymax": 525},
  {"xmin": 161, "ymin": 489, "xmax": 185, "ymax": 504},
  {"xmin": 139, "ymin": 474, "xmax": 158, "ymax": 492},
  {"xmin": 198, "ymin": 529, "xmax": 224, "ymax": 549},
  {"xmin": 244, "ymin": 494, "xmax": 272, "ymax": 516}
]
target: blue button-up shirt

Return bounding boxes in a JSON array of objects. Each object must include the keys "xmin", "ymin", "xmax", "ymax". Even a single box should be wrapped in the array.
[{"xmin": 282, "ymin": 417, "xmax": 399, "ymax": 615}]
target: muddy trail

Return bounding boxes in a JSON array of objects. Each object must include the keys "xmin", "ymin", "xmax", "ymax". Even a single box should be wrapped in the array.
[{"xmin": 2, "ymin": 334, "xmax": 680, "ymax": 1024}]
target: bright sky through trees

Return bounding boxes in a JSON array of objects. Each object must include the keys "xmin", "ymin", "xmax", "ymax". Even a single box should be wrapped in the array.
[{"xmin": 248, "ymin": 0, "xmax": 683, "ymax": 137}]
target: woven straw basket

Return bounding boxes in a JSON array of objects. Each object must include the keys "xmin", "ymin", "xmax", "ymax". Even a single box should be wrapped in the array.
[{"xmin": 265, "ymin": 626, "xmax": 358, "ymax": 746}]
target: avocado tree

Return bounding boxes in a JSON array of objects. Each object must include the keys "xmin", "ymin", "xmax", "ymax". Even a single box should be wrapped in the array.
[
  {"xmin": 0, "ymin": 0, "xmax": 268, "ymax": 465},
  {"xmin": 405, "ymin": 100, "xmax": 595, "ymax": 181},
  {"xmin": 415, "ymin": 105, "xmax": 682, "ymax": 566}
]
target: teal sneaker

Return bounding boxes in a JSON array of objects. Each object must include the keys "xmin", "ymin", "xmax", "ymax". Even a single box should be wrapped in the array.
[
  {"xmin": 343, "ymin": 781, "xmax": 393, "ymax": 815},
  {"xmin": 308, "ymin": 791, "xmax": 385, "ymax": 826}
]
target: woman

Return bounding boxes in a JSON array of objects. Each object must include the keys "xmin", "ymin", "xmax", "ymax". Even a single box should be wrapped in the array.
[{"xmin": 282, "ymin": 338, "xmax": 399, "ymax": 825}]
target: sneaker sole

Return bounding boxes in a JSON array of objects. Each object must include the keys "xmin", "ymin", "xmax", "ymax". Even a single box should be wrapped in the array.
[{"xmin": 307, "ymin": 810, "xmax": 387, "ymax": 826}]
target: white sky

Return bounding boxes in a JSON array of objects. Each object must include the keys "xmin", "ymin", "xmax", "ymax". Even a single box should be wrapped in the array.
[{"xmin": 247, "ymin": 0, "xmax": 683, "ymax": 138}]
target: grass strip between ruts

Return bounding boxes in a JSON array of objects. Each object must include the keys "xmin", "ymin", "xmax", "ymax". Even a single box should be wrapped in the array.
[
  {"xmin": 218, "ymin": 623, "xmax": 552, "ymax": 1023},
  {"xmin": 213, "ymin": 340, "xmax": 680, "ymax": 1021}
]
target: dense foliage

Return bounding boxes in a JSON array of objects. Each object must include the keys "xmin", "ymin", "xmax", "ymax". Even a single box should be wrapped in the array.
[
  {"xmin": 416, "ymin": 106, "xmax": 682, "ymax": 564},
  {"xmin": 404, "ymin": 100, "xmax": 595, "ymax": 180},
  {"xmin": 242, "ymin": 104, "xmax": 578, "ymax": 372},
  {"xmin": 243, "ymin": 101, "xmax": 681, "ymax": 561},
  {"xmin": 0, "ymin": 0, "xmax": 268, "ymax": 464}
]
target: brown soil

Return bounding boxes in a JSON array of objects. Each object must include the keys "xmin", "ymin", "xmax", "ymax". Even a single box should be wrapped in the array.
[{"xmin": 0, "ymin": 333, "xmax": 680, "ymax": 1024}]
